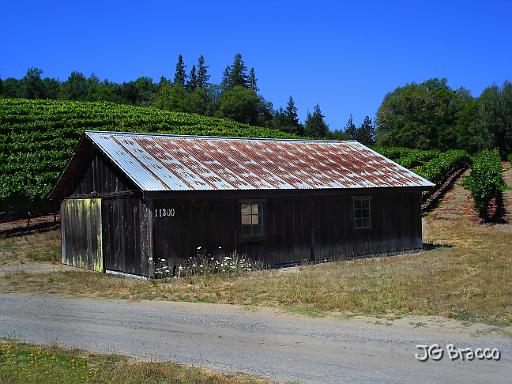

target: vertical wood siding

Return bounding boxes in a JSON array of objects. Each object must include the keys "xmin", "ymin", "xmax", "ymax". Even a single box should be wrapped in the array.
[
  {"xmin": 101, "ymin": 197, "xmax": 150, "ymax": 276},
  {"xmin": 61, "ymin": 198, "xmax": 103, "ymax": 272},
  {"xmin": 152, "ymin": 190, "xmax": 423, "ymax": 272}
]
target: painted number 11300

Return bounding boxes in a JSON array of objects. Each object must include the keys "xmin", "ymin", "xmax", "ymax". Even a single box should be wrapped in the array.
[{"xmin": 154, "ymin": 208, "xmax": 175, "ymax": 218}]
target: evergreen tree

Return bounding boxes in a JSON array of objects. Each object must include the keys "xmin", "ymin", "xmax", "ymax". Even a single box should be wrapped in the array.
[
  {"xmin": 284, "ymin": 96, "xmax": 299, "ymax": 127},
  {"xmin": 221, "ymin": 66, "xmax": 231, "ymax": 91},
  {"xmin": 357, "ymin": 115, "xmax": 376, "ymax": 145},
  {"xmin": 197, "ymin": 55, "xmax": 210, "ymax": 88},
  {"xmin": 174, "ymin": 54, "xmax": 187, "ymax": 86},
  {"xmin": 222, "ymin": 53, "xmax": 249, "ymax": 91},
  {"xmin": 276, "ymin": 96, "xmax": 303, "ymax": 135},
  {"xmin": 187, "ymin": 65, "xmax": 198, "ymax": 91},
  {"xmin": 344, "ymin": 114, "xmax": 357, "ymax": 139},
  {"xmin": 230, "ymin": 53, "xmax": 248, "ymax": 88},
  {"xmin": 0, "ymin": 78, "xmax": 3, "ymax": 97},
  {"xmin": 248, "ymin": 68, "xmax": 257, "ymax": 91},
  {"xmin": 304, "ymin": 104, "xmax": 328, "ymax": 137}
]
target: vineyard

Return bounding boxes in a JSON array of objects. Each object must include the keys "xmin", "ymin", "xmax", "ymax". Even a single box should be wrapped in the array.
[
  {"xmin": 373, "ymin": 147, "xmax": 470, "ymax": 184},
  {"xmin": 0, "ymin": 99, "xmax": 299, "ymax": 213},
  {"xmin": 1, "ymin": 98, "xmax": 470, "ymax": 215}
]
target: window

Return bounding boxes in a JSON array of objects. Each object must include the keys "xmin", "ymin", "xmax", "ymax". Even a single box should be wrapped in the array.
[
  {"xmin": 241, "ymin": 202, "xmax": 263, "ymax": 238},
  {"xmin": 353, "ymin": 196, "xmax": 372, "ymax": 229}
]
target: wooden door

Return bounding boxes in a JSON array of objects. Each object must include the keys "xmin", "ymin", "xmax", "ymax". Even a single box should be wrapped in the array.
[{"xmin": 61, "ymin": 198, "xmax": 103, "ymax": 272}]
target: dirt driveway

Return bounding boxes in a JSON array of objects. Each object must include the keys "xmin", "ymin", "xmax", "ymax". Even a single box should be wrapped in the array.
[{"xmin": 0, "ymin": 293, "xmax": 510, "ymax": 384}]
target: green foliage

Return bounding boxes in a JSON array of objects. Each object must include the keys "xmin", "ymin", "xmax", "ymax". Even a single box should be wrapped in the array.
[
  {"xmin": 376, "ymin": 78, "xmax": 465, "ymax": 150},
  {"xmin": 344, "ymin": 115, "xmax": 357, "ymax": 140},
  {"xmin": 61, "ymin": 71, "xmax": 89, "ymax": 100},
  {"xmin": 247, "ymin": 68, "xmax": 258, "ymax": 91},
  {"xmin": 217, "ymin": 86, "xmax": 266, "ymax": 125},
  {"xmin": 376, "ymin": 78, "xmax": 512, "ymax": 156},
  {"xmin": 0, "ymin": 341, "xmax": 247, "ymax": 383},
  {"xmin": 304, "ymin": 104, "xmax": 328, "ymax": 137},
  {"xmin": 221, "ymin": 53, "xmax": 249, "ymax": 91},
  {"xmin": 478, "ymin": 81, "xmax": 512, "ymax": 158},
  {"xmin": 196, "ymin": 55, "xmax": 210, "ymax": 88},
  {"xmin": 0, "ymin": 98, "xmax": 300, "ymax": 214},
  {"xmin": 26, "ymin": 249, "xmax": 60, "ymax": 263},
  {"xmin": 344, "ymin": 115, "xmax": 375, "ymax": 145},
  {"xmin": 372, "ymin": 147, "xmax": 469, "ymax": 185},
  {"xmin": 507, "ymin": 153, "xmax": 512, "ymax": 163},
  {"xmin": 173, "ymin": 54, "xmax": 187, "ymax": 86},
  {"xmin": 414, "ymin": 150, "xmax": 469, "ymax": 184},
  {"xmin": 463, "ymin": 149, "xmax": 506, "ymax": 220},
  {"xmin": 20, "ymin": 68, "xmax": 46, "ymax": 99},
  {"xmin": 356, "ymin": 116, "xmax": 375, "ymax": 145},
  {"xmin": 273, "ymin": 96, "xmax": 303, "ymax": 135},
  {"xmin": 187, "ymin": 65, "xmax": 198, "ymax": 91}
]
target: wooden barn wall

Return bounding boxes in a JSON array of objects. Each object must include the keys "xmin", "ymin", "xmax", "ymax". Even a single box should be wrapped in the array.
[
  {"xmin": 70, "ymin": 149, "xmax": 136, "ymax": 196},
  {"xmin": 101, "ymin": 197, "xmax": 151, "ymax": 276},
  {"xmin": 151, "ymin": 189, "xmax": 422, "ymax": 271},
  {"xmin": 61, "ymin": 198, "xmax": 104, "ymax": 272}
]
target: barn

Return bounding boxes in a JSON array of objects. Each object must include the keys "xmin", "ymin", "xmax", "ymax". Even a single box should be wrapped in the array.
[{"xmin": 49, "ymin": 131, "xmax": 434, "ymax": 278}]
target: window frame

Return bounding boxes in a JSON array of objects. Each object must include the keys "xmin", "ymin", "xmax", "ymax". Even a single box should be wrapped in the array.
[
  {"xmin": 239, "ymin": 200, "xmax": 265, "ymax": 240},
  {"xmin": 352, "ymin": 195, "xmax": 373, "ymax": 230}
]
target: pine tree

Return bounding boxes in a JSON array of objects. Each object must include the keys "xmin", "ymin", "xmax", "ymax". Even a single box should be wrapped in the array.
[
  {"xmin": 159, "ymin": 76, "xmax": 169, "ymax": 86},
  {"xmin": 174, "ymin": 54, "xmax": 187, "ymax": 86},
  {"xmin": 221, "ymin": 66, "xmax": 232, "ymax": 91},
  {"xmin": 248, "ymin": 68, "xmax": 257, "ymax": 91},
  {"xmin": 187, "ymin": 65, "xmax": 197, "ymax": 91},
  {"xmin": 197, "ymin": 55, "xmax": 210, "ymax": 88},
  {"xmin": 304, "ymin": 104, "xmax": 328, "ymax": 137},
  {"xmin": 221, "ymin": 53, "xmax": 251, "ymax": 91},
  {"xmin": 230, "ymin": 53, "xmax": 248, "ymax": 88},
  {"xmin": 284, "ymin": 96, "xmax": 299, "ymax": 127},
  {"xmin": 357, "ymin": 115, "xmax": 376, "ymax": 145},
  {"xmin": 344, "ymin": 114, "xmax": 357, "ymax": 140},
  {"xmin": 276, "ymin": 96, "xmax": 303, "ymax": 135}
]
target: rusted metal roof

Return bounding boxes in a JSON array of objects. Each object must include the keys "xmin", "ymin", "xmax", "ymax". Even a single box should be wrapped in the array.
[{"xmin": 85, "ymin": 131, "xmax": 434, "ymax": 192}]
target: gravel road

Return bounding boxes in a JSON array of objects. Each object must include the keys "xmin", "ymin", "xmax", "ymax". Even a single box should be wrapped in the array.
[{"xmin": 0, "ymin": 293, "xmax": 509, "ymax": 383}]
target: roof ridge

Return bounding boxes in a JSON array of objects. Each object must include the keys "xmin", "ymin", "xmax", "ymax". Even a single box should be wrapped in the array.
[{"xmin": 85, "ymin": 130, "xmax": 359, "ymax": 144}]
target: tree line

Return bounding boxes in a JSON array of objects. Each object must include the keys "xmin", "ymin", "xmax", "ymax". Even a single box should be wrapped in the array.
[
  {"xmin": 376, "ymin": 78, "xmax": 512, "ymax": 157},
  {"xmin": 3, "ymin": 58, "xmax": 510, "ymax": 155},
  {"xmin": 2, "ymin": 53, "xmax": 366, "ymax": 140}
]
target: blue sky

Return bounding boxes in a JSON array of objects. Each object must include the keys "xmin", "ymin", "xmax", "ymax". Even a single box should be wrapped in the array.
[{"xmin": 1, "ymin": 0, "xmax": 510, "ymax": 130}]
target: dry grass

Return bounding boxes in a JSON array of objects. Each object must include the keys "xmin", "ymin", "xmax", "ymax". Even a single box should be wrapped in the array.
[
  {"xmin": 1, "ymin": 168, "xmax": 511, "ymax": 325},
  {"xmin": 0, "ymin": 230, "xmax": 60, "ymax": 265},
  {"xmin": 0, "ymin": 339, "xmax": 268, "ymax": 384}
]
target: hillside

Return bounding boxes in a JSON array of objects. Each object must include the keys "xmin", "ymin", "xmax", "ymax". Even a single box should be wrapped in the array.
[
  {"xmin": 0, "ymin": 98, "xmax": 299, "ymax": 213},
  {"xmin": 0, "ymin": 98, "xmax": 470, "ymax": 215}
]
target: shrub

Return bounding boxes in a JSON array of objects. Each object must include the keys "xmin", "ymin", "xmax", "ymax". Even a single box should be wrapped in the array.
[
  {"xmin": 463, "ymin": 149, "xmax": 506, "ymax": 220},
  {"xmin": 507, "ymin": 153, "xmax": 512, "ymax": 163}
]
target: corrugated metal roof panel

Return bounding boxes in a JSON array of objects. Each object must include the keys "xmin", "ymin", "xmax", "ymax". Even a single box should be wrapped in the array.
[{"xmin": 85, "ymin": 131, "xmax": 435, "ymax": 192}]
